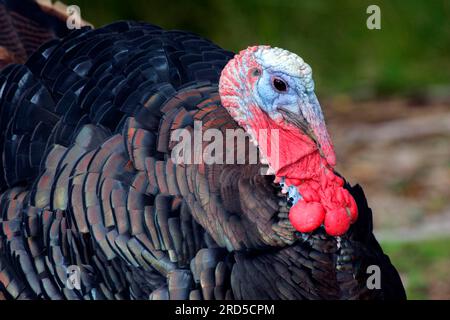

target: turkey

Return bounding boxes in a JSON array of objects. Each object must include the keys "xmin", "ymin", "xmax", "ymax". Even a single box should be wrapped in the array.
[{"xmin": 0, "ymin": 1, "xmax": 406, "ymax": 300}]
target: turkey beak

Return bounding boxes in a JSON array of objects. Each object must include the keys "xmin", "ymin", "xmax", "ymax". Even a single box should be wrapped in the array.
[
  {"xmin": 303, "ymin": 92, "xmax": 336, "ymax": 167},
  {"xmin": 276, "ymin": 92, "xmax": 336, "ymax": 167}
]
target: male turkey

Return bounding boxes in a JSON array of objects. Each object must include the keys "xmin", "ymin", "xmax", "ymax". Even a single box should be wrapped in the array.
[{"xmin": 0, "ymin": 0, "xmax": 405, "ymax": 300}]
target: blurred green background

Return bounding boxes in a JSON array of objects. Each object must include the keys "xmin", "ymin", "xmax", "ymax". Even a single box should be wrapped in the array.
[
  {"xmin": 68, "ymin": 0, "xmax": 450, "ymax": 299},
  {"xmin": 70, "ymin": 0, "xmax": 450, "ymax": 98}
]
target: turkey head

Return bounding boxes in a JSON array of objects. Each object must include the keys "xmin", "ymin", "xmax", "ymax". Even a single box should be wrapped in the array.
[{"xmin": 219, "ymin": 46, "xmax": 358, "ymax": 236}]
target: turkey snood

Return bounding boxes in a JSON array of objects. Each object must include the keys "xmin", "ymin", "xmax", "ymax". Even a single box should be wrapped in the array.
[{"xmin": 219, "ymin": 46, "xmax": 358, "ymax": 236}]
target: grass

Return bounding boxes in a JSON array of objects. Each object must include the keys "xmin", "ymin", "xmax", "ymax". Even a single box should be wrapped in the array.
[
  {"xmin": 69, "ymin": 0, "xmax": 450, "ymax": 98},
  {"xmin": 381, "ymin": 237, "xmax": 450, "ymax": 299}
]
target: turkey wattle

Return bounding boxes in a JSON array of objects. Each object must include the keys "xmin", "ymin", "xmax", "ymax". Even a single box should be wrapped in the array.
[
  {"xmin": 219, "ymin": 46, "xmax": 357, "ymax": 236},
  {"xmin": 0, "ymin": 0, "xmax": 405, "ymax": 301}
]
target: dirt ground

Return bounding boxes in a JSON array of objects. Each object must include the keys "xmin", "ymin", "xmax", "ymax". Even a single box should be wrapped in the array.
[
  {"xmin": 325, "ymin": 97, "xmax": 450, "ymax": 299},
  {"xmin": 326, "ymin": 97, "xmax": 450, "ymax": 238}
]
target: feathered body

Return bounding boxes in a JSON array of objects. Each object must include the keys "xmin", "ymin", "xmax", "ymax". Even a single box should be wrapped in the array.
[{"xmin": 0, "ymin": 15, "xmax": 405, "ymax": 300}]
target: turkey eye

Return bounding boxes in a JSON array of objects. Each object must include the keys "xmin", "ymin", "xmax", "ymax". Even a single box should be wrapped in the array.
[{"xmin": 273, "ymin": 78, "xmax": 287, "ymax": 92}]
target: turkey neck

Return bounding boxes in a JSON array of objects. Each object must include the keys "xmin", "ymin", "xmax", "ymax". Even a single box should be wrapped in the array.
[{"xmin": 246, "ymin": 105, "xmax": 358, "ymax": 236}]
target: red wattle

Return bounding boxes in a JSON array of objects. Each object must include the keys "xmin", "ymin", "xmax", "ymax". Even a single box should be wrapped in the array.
[
  {"xmin": 324, "ymin": 208, "xmax": 351, "ymax": 236},
  {"xmin": 289, "ymin": 201, "xmax": 325, "ymax": 233},
  {"xmin": 246, "ymin": 106, "xmax": 358, "ymax": 236}
]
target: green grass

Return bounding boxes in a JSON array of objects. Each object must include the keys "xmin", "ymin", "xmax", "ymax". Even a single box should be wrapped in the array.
[
  {"xmin": 381, "ymin": 237, "xmax": 450, "ymax": 299},
  {"xmin": 69, "ymin": 0, "xmax": 450, "ymax": 98}
]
